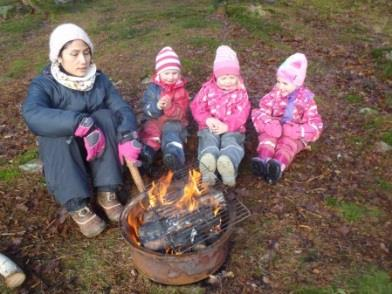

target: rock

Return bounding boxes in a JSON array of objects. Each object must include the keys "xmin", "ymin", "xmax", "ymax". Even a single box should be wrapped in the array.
[
  {"xmin": 54, "ymin": 0, "xmax": 73, "ymax": 4},
  {"xmin": 374, "ymin": 141, "xmax": 392, "ymax": 153},
  {"xmin": 359, "ymin": 107, "xmax": 378, "ymax": 115},
  {"xmin": 19, "ymin": 159, "xmax": 43, "ymax": 174},
  {"xmin": 141, "ymin": 76, "xmax": 151, "ymax": 85},
  {"xmin": 0, "ymin": 5, "xmax": 14, "ymax": 19}
]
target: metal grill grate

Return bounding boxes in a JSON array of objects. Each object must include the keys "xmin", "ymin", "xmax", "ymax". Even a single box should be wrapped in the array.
[{"xmin": 137, "ymin": 166, "xmax": 251, "ymax": 254}]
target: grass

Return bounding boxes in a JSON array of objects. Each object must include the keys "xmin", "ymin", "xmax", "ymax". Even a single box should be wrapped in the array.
[
  {"xmin": 371, "ymin": 47, "xmax": 392, "ymax": 79},
  {"xmin": 0, "ymin": 14, "xmax": 43, "ymax": 33},
  {"xmin": 63, "ymin": 244, "xmax": 112, "ymax": 290},
  {"xmin": 325, "ymin": 196, "xmax": 382, "ymax": 223},
  {"xmin": 0, "ymin": 149, "xmax": 38, "ymax": 183},
  {"xmin": 349, "ymin": 269, "xmax": 392, "ymax": 294},
  {"xmin": 377, "ymin": 178, "xmax": 392, "ymax": 192},
  {"xmin": 381, "ymin": 131, "xmax": 392, "ymax": 145},
  {"xmin": 344, "ymin": 93, "xmax": 362, "ymax": 104},
  {"xmin": 5, "ymin": 59, "xmax": 30, "ymax": 78},
  {"xmin": 295, "ymin": 268, "xmax": 392, "ymax": 294},
  {"xmin": 225, "ymin": 4, "xmax": 283, "ymax": 41}
]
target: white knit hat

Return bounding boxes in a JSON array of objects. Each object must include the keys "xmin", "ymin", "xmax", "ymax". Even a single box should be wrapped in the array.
[
  {"xmin": 277, "ymin": 53, "xmax": 308, "ymax": 87},
  {"xmin": 155, "ymin": 47, "xmax": 181, "ymax": 75},
  {"xmin": 49, "ymin": 23, "xmax": 94, "ymax": 63}
]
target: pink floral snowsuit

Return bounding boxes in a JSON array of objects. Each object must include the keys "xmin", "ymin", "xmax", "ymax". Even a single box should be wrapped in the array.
[{"xmin": 251, "ymin": 86, "xmax": 323, "ymax": 170}]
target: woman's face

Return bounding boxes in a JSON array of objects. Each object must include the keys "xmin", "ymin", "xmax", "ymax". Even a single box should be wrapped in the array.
[{"xmin": 58, "ymin": 39, "xmax": 91, "ymax": 77}]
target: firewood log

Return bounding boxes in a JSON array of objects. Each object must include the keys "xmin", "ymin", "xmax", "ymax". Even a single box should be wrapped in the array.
[{"xmin": 0, "ymin": 253, "xmax": 26, "ymax": 288}]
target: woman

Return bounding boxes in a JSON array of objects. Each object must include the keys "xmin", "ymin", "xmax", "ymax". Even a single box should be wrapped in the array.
[{"xmin": 22, "ymin": 23, "xmax": 141, "ymax": 237}]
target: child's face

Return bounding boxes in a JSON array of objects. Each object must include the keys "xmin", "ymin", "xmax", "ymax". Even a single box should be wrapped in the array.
[
  {"xmin": 159, "ymin": 69, "xmax": 180, "ymax": 85},
  {"xmin": 216, "ymin": 74, "xmax": 239, "ymax": 91},
  {"xmin": 276, "ymin": 76, "xmax": 296, "ymax": 96}
]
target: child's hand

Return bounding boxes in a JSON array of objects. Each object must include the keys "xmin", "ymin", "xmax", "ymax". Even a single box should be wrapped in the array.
[
  {"xmin": 157, "ymin": 95, "xmax": 172, "ymax": 109},
  {"xmin": 206, "ymin": 118, "xmax": 228, "ymax": 135},
  {"xmin": 212, "ymin": 121, "xmax": 228, "ymax": 135}
]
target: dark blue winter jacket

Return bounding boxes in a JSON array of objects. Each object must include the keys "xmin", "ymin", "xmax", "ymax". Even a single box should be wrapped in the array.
[{"xmin": 22, "ymin": 66, "xmax": 137, "ymax": 139}]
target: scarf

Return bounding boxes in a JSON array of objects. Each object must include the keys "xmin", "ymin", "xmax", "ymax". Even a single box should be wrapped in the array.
[{"xmin": 51, "ymin": 61, "xmax": 97, "ymax": 91}]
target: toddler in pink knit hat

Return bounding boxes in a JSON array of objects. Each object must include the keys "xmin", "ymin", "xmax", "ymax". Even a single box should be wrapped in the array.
[
  {"xmin": 251, "ymin": 53, "xmax": 323, "ymax": 184},
  {"xmin": 191, "ymin": 45, "xmax": 250, "ymax": 187},
  {"xmin": 139, "ymin": 47, "xmax": 190, "ymax": 173}
]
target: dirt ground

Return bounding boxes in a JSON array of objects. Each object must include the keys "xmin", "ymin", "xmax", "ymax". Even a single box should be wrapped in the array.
[{"xmin": 0, "ymin": 0, "xmax": 391, "ymax": 293}]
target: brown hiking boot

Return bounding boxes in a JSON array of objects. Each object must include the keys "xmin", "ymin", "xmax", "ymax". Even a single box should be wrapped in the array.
[
  {"xmin": 70, "ymin": 206, "xmax": 106, "ymax": 238},
  {"xmin": 97, "ymin": 192, "xmax": 124, "ymax": 222}
]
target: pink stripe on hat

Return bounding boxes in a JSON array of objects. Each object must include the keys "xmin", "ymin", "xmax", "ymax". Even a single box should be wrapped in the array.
[
  {"xmin": 155, "ymin": 47, "xmax": 181, "ymax": 75},
  {"xmin": 277, "ymin": 53, "xmax": 308, "ymax": 87}
]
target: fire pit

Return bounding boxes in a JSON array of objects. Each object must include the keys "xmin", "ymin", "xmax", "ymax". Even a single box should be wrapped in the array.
[{"xmin": 120, "ymin": 168, "xmax": 250, "ymax": 285}]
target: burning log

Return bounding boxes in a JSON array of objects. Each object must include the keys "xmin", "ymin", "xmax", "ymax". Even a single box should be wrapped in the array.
[{"xmin": 139, "ymin": 191, "xmax": 226, "ymax": 252}]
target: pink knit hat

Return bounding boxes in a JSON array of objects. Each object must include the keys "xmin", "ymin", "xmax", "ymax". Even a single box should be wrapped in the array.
[
  {"xmin": 213, "ymin": 45, "xmax": 240, "ymax": 78},
  {"xmin": 49, "ymin": 23, "xmax": 94, "ymax": 63},
  {"xmin": 155, "ymin": 47, "xmax": 181, "ymax": 75},
  {"xmin": 277, "ymin": 53, "xmax": 307, "ymax": 87}
]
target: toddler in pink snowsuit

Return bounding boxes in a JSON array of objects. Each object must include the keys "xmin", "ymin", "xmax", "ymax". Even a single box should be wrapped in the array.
[
  {"xmin": 251, "ymin": 53, "xmax": 323, "ymax": 184},
  {"xmin": 191, "ymin": 45, "xmax": 250, "ymax": 187}
]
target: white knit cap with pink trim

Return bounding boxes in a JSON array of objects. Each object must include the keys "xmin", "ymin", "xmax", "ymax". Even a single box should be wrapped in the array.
[
  {"xmin": 155, "ymin": 47, "xmax": 181, "ymax": 75},
  {"xmin": 213, "ymin": 45, "xmax": 240, "ymax": 78},
  {"xmin": 49, "ymin": 23, "xmax": 94, "ymax": 63},
  {"xmin": 277, "ymin": 53, "xmax": 308, "ymax": 87}
]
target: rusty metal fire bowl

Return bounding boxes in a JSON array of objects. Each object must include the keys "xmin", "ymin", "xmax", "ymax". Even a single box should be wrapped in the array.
[{"xmin": 120, "ymin": 169, "xmax": 250, "ymax": 285}]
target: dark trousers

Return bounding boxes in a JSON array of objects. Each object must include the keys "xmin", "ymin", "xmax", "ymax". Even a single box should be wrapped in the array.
[{"xmin": 38, "ymin": 109, "xmax": 122, "ymax": 209}]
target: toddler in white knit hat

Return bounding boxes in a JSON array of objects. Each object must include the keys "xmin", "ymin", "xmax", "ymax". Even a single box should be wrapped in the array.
[{"xmin": 251, "ymin": 53, "xmax": 324, "ymax": 184}]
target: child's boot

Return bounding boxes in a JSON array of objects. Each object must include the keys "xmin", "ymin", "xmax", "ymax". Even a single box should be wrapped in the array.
[
  {"xmin": 140, "ymin": 144, "xmax": 156, "ymax": 175},
  {"xmin": 70, "ymin": 206, "xmax": 106, "ymax": 238},
  {"xmin": 97, "ymin": 191, "xmax": 124, "ymax": 222},
  {"xmin": 251, "ymin": 157, "xmax": 268, "ymax": 180},
  {"xmin": 163, "ymin": 142, "xmax": 185, "ymax": 171},
  {"xmin": 199, "ymin": 153, "xmax": 217, "ymax": 185},
  {"xmin": 217, "ymin": 155, "xmax": 236, "ymax": 187},
  {"xmin": 266, "ymin": 159, "xmax": 282, "ymax": 184}
]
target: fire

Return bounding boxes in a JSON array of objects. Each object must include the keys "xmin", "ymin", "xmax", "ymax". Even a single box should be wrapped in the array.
[
  {"xmin": 128, "ymin": 169, "xmax": 226, "ymax": 252},
  {"xmin": 147, "ymin": 169, "xmax": 206, "ymax": 212},
  {"xmin": 175, "ymin": 169, "xmax": 203, "ymax": 212},
  {"xmin": 147, "ymin": 170, "xmax": 174, "ymax": 207}
]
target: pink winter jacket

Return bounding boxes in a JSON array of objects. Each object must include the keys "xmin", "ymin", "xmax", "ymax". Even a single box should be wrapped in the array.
[
  {"xmin": 251, "ymin": 86, "xmax": 323, "ymax": 143},
  {"xmin": 190, "ymin": 77, "xmax": 251, "ymax": 133}
]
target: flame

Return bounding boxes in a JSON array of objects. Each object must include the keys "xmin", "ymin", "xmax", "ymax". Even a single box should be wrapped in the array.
[
  {"xmin": 175, "ymin": 169, "xmax": 203, "ymax": 212},
  {"xmin": 147, "ymin": 170, "xmax": 174, "ymax": 207},
  {"xmin": 127, "ymin": 203, "xmax": 145, "ymax": 245}
]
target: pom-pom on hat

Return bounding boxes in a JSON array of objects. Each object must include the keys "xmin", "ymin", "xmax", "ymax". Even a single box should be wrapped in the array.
[
  {"xmin": 277, "ymin": 53, "xmax": 307, "ymax": 87},
  {"xmin": 155, "ymin": 47, "xmax": 181, "ymax": 75},
  {"xmin": 49, "ymin": 23, "xmax": 94, "ymax": 63},
  {"xmin": 213, "ymin": 45, "xmax": 240, "ymax": 78}
]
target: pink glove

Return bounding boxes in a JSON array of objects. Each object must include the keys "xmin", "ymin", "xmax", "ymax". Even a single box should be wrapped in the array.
[
  {"xmin": 74, "ymin": 117, "xmax": 94, "ymax": 137},
  {"xmin": 84, "ymin": 128, "xmax": 106, "ymax": 161},
  {"xmin": 118, "ymin": 139, "xmax": 142, "ymax": 165},
  {"xmin": 264, "ymin": 120, "xmax": 282, "ymax": 138},
  {"xmin": 283, "ymin": 123, "xmax": 301, "ymax": 139}
]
